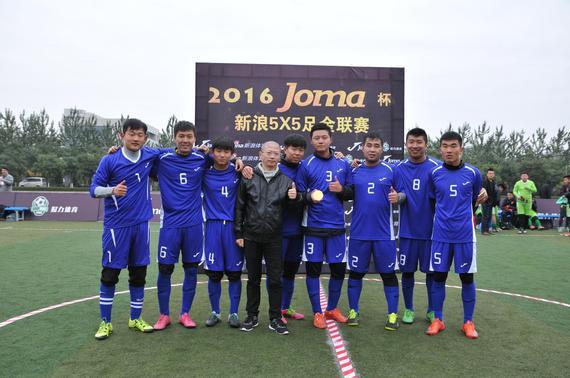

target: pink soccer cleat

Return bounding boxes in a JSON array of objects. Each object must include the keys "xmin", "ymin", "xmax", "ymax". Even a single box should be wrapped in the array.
[
  {"xmin": 153, "ymin": 314, "xmax": 171, "ymax": 331},
  {"xmin": 179, "ymin": 313, "xmax": 197, "ymax": 328}
]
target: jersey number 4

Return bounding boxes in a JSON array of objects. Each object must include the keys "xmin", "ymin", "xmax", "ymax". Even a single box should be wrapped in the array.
[{"xmin": 221, "ymin": 186, "xmax": 229, "ymax": 197}]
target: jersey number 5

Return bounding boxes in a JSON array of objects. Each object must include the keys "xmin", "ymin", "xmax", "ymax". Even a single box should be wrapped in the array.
[{"xmin": 449, "ymin": 184, "xmax": 457, "ymax": 197}]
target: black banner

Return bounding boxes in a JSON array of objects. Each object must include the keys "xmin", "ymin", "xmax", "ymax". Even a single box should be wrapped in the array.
[{"xmin": 195, "ymin": 63, "xmax": 404, "ymax": 163}]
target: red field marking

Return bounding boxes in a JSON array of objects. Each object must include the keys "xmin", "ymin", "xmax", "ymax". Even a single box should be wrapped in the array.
[{"xmin": 319, "ymin": 281, "xmax": 357, "ymax": 378}]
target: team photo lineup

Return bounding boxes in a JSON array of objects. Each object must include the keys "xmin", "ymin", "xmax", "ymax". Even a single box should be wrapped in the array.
[{"xmin": 90, "ymin": 118, "xmax": 488, "ymax": 340}]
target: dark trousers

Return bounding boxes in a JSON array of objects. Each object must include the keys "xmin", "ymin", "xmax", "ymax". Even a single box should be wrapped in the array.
[
  {"xmin": 560, "ymin": 206, "xmax": 568, "ymax": 228},
  {"xmin": 244, "ymin": 238, "xmax": 283, "ymax": 320},
  {"xmin": 481, "ymin": 203, "xmax": 493, "ymax": 233}
]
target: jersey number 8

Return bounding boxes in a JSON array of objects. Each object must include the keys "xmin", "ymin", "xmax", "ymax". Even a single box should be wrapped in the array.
[{"xmin": 413, "ymin": 179, "xmax": 420, "ymax": 191}]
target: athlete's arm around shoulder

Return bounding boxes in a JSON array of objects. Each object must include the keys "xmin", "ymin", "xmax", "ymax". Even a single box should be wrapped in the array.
[{"xmin": 90, "ymin": 155, "xmax": 115, "ymax": 198}]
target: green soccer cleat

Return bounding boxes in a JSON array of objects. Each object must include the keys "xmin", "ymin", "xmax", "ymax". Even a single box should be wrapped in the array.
[
  {"xmin": 95, "ymin": 321, "xmax": 113, "ymax": 340},
  {"xmin": 425, "ymin": 311, "xmax": 435, "ymax": 323},
  {"xmin": 402, "ymin": 309, "xmax": 415, "ymax": 324},
  {"xmin": 206, "ymin": 312, "xmax": 221, "ymax": 327},
  {"xmin": 228, "ymin": 313, "xmax": 240, "ymax": 328},
  {"xmin": 385, "ymin": 313, "xmax": 400, "ymax": 331},
  {"xmin": 128, "ymin": 318, "xmax": 154, "ymax": 333},
  {"xmin": 347, "ymin": 309, "xmax": 360, "ymax": 326}
]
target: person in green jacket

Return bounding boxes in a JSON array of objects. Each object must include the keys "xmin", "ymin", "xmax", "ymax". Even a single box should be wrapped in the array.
[{"xmin": 513, "ymin": 172, "xmax": 537, "ymax": 234}]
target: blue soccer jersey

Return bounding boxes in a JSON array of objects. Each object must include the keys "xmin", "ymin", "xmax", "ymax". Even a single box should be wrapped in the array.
[
  {"xmin": 297, "ymin": 153, "xmax": 351, "ymax": 229},
  {"xmin": 90, "ymin": 147, "xmax": 159, "ymax": 228},
  {"xmin": 279, "ymin": 161, "xmax": 302, "ymax": 237},
  {"xmin": 348, "ymin": 162, "xmax": 395, "ymax": 241},
  {"xmin": 429, "ymin": 163, "xmax": 483, "ymax": 243},
  {"xmin": 155, "ymin": 148, "xmax": 210, "ymax": 228},
  {"xmin": 203, "ymin": 164, "xmax": 240, "ymax": 221},
  {"xmin": 394, "ymin": 157, "xmax": 441, "ymax": 240}
]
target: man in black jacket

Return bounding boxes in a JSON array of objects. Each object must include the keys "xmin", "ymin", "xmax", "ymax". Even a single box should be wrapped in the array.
[
  {"xmin": 481, "ymin": 168, "xmax": 498, "ymax": 235},
  {"xmin": 235, "ymin": 141, "xmax": 300, "ymax": 334}
]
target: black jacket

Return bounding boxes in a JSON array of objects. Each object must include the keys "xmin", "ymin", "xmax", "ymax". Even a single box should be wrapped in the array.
[
  {"xmin": 482, "ymin": 178, "xmax": 498, "ymax": 206},
  {"xmin": 234, "ymin": 166, "xmax": 301, "ymax": 242}
]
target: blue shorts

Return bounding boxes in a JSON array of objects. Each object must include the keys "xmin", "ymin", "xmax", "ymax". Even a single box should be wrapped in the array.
[
  {"xmin": 430, "ymin": 241, "xmax": 477, "ymax": 274},
  {"xmin": 398, "ymin": 238, "xmax": 432, "ymax": 273},
  {"xmin": 283, "ymin": 235, "xmax": 303, "ymax": 263},
  {"xmin": 158, "ymin": 224, "xmax": 203, "ymax": 265},
  {"xmin": 102, "ymin": 222, "xmax": 150, "ymax": 269},
  {"xmin": 203, "ymin": 220, "xmax": 244, "ymax": 272},
  {"xmin": 302, "ymin": 234, "xmax": 347, "ymax": 264},
  {"xmin": 347, "ymin": 239, "xmax": 397, "ymax": 273}
]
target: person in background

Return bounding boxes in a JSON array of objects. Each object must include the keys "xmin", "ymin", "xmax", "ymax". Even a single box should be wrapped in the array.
[{"xmin": 0, "ymin": 167, "xmax": 14, "ymax": 192}]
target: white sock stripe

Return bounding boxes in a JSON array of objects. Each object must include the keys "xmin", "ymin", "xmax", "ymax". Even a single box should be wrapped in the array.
[{"xmin": 130, "ymin": 305, "xmax": 143, "ymax": 309}]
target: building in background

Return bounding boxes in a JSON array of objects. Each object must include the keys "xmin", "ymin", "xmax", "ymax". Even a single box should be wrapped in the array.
[{"xmin": 62, "ymin": 108, "xmax": 159, "ymax": 146}]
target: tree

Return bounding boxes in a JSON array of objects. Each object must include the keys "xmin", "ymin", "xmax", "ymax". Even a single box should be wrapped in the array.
[{"xmin": 158, "ymin": 115, "xmax": 177, "ymax": 148}]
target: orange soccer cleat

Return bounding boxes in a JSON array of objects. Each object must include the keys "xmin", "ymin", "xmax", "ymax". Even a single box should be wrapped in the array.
[
  {"xmin": 313, "ymin": 312, "xmax": 327, "ymax": 329},
  {"xmin": 461, "ymin": 320, "xmax": 479, "ymax": 339},
  {"xmin": 425, "ymin": 318, "xmax": 446, "ymax": 336},
  {"xmin": 325, "ymin": 308, "xmax": 348, "ymax": 323}
]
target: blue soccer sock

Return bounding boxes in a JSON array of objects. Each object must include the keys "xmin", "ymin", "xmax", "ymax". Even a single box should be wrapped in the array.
[
  {"xmin": 99, "ymin": 283, "xmax": 115, "ymax": 323},
  {"xmin": 384, "ymin": 284, "xmax": 399, "ymax": 314},
  {"xmin": 281, "ymin": 277, "xmax": 295, "ymax": 310},
  {"xmin": 462, "ymin": 282, "xmax": 476, "ymax": 322},
  {"xmin": 228, "ymin": 279, "xmax": 241, "ymax": 314},
  {"xmin": 432, "ymin": 280, "xmax": 446, "ymax": 321},
  {"xmin": 129, "ymin": 285, "xmax": 144, "ymax": 320},
  {"xmin": 181, "ymin": 266, "xmax": 197, "ymax": 315},
  {"xmin": 156, "ymin": 272, "xmax": 171, "ymax": 315},
  {"xmin": 306, "ymin": 276, "xmax": 322, "ymax": 313},
  {"xmin": 347, "ymin": 278, "xmax": 363, "ymax": 312},
  {"xmin": 401, "ymin": 273, "xmax": 415, "ymax": 311},
  {"xmin": 208, "ymin": 279, "xmax": 222, "ymax": 314},
  {"xmin": 326, "ymin": 278, "xmax": 344, "ymax": 311},
  {"xmin": 426, "ymin": 273, "xmax": 434, "ymax": 313}
]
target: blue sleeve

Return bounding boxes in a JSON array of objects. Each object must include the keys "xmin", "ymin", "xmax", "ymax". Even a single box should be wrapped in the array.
[
  {"xmin": 150, "ymin": 157, "xmax": 160, "ymax": 179},
  {"xmin": 296, "ymin": 163, "xmax": 308, "ymax": 192},
  {"xmin": 342, "ymin": 160, "xmax": 351, "ymax": 185},
  {"xmin": 473, "ymin": 168, "xmax": 483, "ymax": 202},
  {"xmin": 427, "ymin": 170, "xmax": 436, "ymax": 200},
  {"xmin": 90, "ymin": 157, "xmax": 111, "ymax": 198},
  {"xmin": 346, "ymin": 168, "xmax": 355, "ymax": 186}
]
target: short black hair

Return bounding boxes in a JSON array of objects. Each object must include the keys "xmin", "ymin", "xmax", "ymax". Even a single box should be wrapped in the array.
[
  {"xmin": 174, "ymin": 121, "xmax": 196, "ymax": 137},
  {"xmin": 440, "ymin": 131, "xmax": 463, "ymax": 147},
  {"xmin": 122, "ymin": 118, "xmax": 147, "ymax": 134},
  {"xmin": 310, "ymin": 123, "xmax": 332, "ymax": 137},
  {"xmin": 406, "ymin": 127, "xmax": 428, "ymax": 143},
  {"xmin": 212, "ymin": 136, "xmax": 235, "ymax": 153},
  {"xmin": 563, "ymin": 175, "xmax": 570, "ymax": 180},
  {"xmin": 362, "ymin": 130, "xmax": 383, "ymax": 145},
  {"xmin": 283, "ymin": 134, "xmax": 307, "ymax": 149},
  {"xmin": 521, "ymin": 171, "xmax": 528, "ymax": 175},
  {"xmin": 487, "ymin": 167, "xmax": 495, "ymax": 172}
]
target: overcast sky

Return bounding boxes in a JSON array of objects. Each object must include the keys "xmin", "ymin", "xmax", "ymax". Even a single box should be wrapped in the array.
[{"xmin": 0, "ymin": 0, "xmax": 568, "ymax": 138}]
